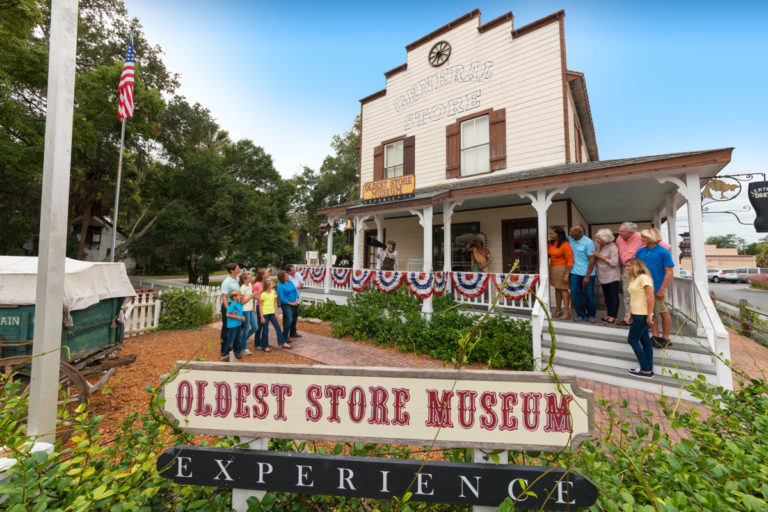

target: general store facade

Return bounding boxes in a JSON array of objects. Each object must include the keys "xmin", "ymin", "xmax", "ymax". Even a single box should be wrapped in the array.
[{"xmin": 307, "ymin": 9, "xmax": 732, "ymax": 397}]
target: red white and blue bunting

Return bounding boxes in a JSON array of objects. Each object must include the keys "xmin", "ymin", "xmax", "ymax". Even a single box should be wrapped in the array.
[
  {"xmin": 296, "ymin": 266, "xmax": 310, "ymax": 281},
  {"xmin": 330, "ymin": 267, "xmax": 352, "ymax": 286},
  {"xmin": 451, "ymin": 272, "xmax": 490, "ymax": 298},
  {"xmin": 492, "ymin": 273, "xmax": 539, "ymax": 300},
  {"xmin": 433, "ymin": 272, "xmax": 447, "ymax": 296},
  {"xmin": 405, "ymin": 272, "xmax": 434, "ymax": 299},
  {"xmin": 309, "ymin": 266, "xmax": 326, "ymax": 283},
  {"xmin": 351, "ymin": 269, "xmax": 373, "ymax": 292},
  {"xmin": 373, "ymin": 271, "xmax": 405, "ymax": 294}
]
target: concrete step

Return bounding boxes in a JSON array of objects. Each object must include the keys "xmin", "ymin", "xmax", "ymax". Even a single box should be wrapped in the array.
[
  {"xmin": 551, "ymin": 362, "xmax": 700, "ymax": 402},
  {"xmin": 542, "ymin": 334, "xmax": 715, "ymax": 369}
]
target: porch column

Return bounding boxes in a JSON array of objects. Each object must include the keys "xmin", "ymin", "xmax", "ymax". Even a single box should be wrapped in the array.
[
  {"xmin": 665, "ymin": 194, "xmax": 680, "ymax": 274},
  {"xmin": 683, "ymin": 172, "xmax": 707, "ymax": 287},
  {"xmin": 352, "ymin": 216, "xmax": 366, "ymax": 270},
  {"xmin": 324, "ymin": 216, "xmax": 337, "ymax": 294},
  {"xmin": 442, "ymin": 200, "xmax": 463, "ymax": 272},
  {"xmin": 410, "ymin": 206, "xmax": 434, "ymax": 319},
  {"xmin": 520, "ymin": 187, "xmax": 566, "ymax": 370},
  {"xmin": 653, "ymin": 212, "xmax": 661, "ymax": 230}
]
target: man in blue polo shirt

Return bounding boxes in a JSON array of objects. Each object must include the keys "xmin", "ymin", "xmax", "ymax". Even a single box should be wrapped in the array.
[
  {"xmin": 568, "ymin": 224, "xmax": 597, "ymax": 322},
  {"xmin": 636, "ymin": 228, "xmax": 674, "ymax": 349}
]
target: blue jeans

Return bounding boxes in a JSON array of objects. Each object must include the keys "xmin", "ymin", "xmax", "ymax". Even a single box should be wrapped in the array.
[
  {"xmin": 223, "ymin": 323, "xmax": 242, "ymax": 356},
  {"xmin": 252, "ymin": 306, "xmax": 263, "ymax": 348},
  {"xmin": 219, "ymin": 303, "xmax": 228, "ymax": 348},
  {"xmin": 628, "ymin": 314, "xmax": 653, "ymax": 372},
  {"xmin": 290, "ymin": 304, "xmax": 299, "ymax": 336},
  {"xmin": 261, "ymin": 313, "xmax": 288, "ymax": 347},
  {"xmin": 570, "ymin": 273, "xmax": 596, "ymax": 319},
  {"xmin": 281, "ymin": 305, "xmax": 294, "ymax": 339},
  {"xmin": 241, "ymin": 311, "xmax": 256, "ymax": 347}
]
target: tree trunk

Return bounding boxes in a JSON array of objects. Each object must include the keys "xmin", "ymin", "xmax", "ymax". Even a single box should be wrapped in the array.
[
  {"xmin": 76, "ymin": 201, "xmax": 93, "ymax": 260},
  {"xmin": 201, "ymin": 273, "xmax": 210, "ymax": 286},
  {"xmin": 187, "ymin": 257, "xmax": 198, "ymax": 284}
]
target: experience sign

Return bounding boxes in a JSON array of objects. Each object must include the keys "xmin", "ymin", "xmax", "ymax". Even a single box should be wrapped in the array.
[
  {"xmin": 157, "ymin": 446, "xmax": 599, "ymax": 509},
  {"xmin": 160, "ymin": 364, "xmax": 594, "ymax": 451}
]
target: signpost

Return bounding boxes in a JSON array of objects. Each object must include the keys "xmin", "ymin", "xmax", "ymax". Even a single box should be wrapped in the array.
[
  {"xmin": 158, "ymin": 363, "xmax": 595, "ymax": 510},
  {"xmin": 157, "ymin": 446, "xmax": 598, "ymax": 509}
]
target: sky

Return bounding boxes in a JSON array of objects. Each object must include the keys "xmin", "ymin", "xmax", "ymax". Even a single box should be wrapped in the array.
[{"xmin": 122, "ymin": 0, "xmax": 768, "ymax": 242}]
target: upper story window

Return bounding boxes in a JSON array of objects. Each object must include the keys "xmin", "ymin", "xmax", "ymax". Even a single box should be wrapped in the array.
[
  {"xmin": 373, "ymin": 135, "xmax": 415, "ymax": 181},
  {"xmin": 445, "ymin": 108, "xmax": 506, "ymax": 179},
  {"xmin": 460, "ymin": 115, "xmax": 490, "ymax": 176},
  {"xmin": 384, "ymin": 140, "xmax": 404, "ymax": 178}
]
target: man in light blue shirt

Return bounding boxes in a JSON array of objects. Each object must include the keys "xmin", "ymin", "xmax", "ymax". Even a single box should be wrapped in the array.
[{"xmin": 568, "ymin": 225, "xmax": 597, "ymax": 322}]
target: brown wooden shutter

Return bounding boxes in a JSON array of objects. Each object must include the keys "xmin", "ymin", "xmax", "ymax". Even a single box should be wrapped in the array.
[
  {"xmin": 403, "ymin": 136, "xmax": 415, "ymax": 176},
  {"xmin": 489, "ymin": 108, "xmax": 506, "ymax": 171},
  {"xmin": 373, "ymin": 144, "xmax": 384, "ymax": 181},
  {"xmin": 446, "ymin": 122, "xmax": 460, "ymax": 179}
]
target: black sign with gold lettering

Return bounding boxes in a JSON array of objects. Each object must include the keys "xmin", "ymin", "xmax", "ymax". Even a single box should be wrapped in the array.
[
  {"xmin": 157, "ymin": 445, "xmax": 598, "ymax": 509},
  {"xmin": 749, "ymin": 182, "xmax": 768, "ymax": 232}
]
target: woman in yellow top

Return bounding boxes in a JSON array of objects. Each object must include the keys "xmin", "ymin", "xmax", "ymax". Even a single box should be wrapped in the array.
[
  {"xmin": 625, "ymin": 258, "xmax": 655, "ymax": 378},
  {"xmin": 259, "ymin": 279, "xmax": 291, "ymax": 351}
]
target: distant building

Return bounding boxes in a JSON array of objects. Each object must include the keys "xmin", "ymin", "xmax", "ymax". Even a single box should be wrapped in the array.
[{"xmin": 679, "ymin": 244, "xmax": 756, "ymax": 271}]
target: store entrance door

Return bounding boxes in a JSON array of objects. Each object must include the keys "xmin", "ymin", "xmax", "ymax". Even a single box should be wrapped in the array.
[{"xmin": 501, "ymin": 219, "xmax": 539, "ymax": 273}]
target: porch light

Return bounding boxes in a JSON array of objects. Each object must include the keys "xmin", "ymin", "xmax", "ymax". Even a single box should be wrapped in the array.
[{"xmin": 319, "ymin": 222, "xmax": 330, "ymax": 232}]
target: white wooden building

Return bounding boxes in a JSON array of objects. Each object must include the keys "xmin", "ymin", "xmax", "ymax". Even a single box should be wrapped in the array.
[{"xmin": 309, "ymin": 9, "xmax": 732, "ymax": 398}]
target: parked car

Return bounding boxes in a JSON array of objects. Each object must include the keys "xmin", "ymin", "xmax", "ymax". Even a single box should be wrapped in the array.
[
  {"xmin": 736, "ymin": 267, "xmax": 768, "ymax": 283},
  {"xmin": 709, "ymin": 269, "xmax": 739, "ymax": 283},
  {"xmin": 707, "ymin": 268, "xmax": 721, "ymax": 281},
  {"xmin": 679, "ymin": 269, "xmax": 692, "ymax": 278}
]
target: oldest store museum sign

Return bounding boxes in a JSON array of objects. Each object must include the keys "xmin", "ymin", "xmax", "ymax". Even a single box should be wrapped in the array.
[
  {"xmin": 160, "ymin": 364, "xmax": 594, "ymax": 451},
  {"xmin": 159, "ymin": 364, "xmax": 596, "ymax": 508},
  {"xmin": 362, "ymin": 175, "xmax": 416, "ymax": 204}
]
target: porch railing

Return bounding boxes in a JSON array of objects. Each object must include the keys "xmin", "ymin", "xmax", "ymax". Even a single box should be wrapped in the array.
[
  {"xmin": 667, "ymin": 276, "xmax": 698, "ymax": 330},
  {"xmin": 297, "ymin": 266, "xmax": 539, "ymax": 313}
]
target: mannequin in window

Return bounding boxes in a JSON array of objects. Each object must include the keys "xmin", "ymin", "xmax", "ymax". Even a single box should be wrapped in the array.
[
  {"xmin": 377, "ymin": 241, "xmax": 399, "ymax": 271},
  {"xmin": 465, "ymin": 234, "xmax": 491, "ymax": 273}
]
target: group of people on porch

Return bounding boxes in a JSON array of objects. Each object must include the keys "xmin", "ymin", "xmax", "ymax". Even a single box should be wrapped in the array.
[
  {"xmin": 217, "ymin": 263, "xmax": 305, "ymax": 359},
  {"xmin": 548, "ymin": 221, "xmax": 674, "ymax": 349}
]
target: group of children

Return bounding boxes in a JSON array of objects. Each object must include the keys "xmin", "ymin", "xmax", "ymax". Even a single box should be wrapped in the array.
[{"xmin": 220, "ymin": 263, "xmax": 304, "ymax": 359}]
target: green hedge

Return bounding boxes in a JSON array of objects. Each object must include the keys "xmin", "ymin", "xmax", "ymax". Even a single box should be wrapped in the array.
[
  {"xmin": 310, "ymin": 288, "xmax": 533, "ymax": 371},
  {"xmin": 158, "ymin": 288, "xmax": 216, "ymax": 330}
]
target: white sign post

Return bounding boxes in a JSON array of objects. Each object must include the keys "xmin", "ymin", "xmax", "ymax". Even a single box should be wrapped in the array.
[{"xmin": 28, "ymin": 0, "xmax": 80, "ymax": 443}]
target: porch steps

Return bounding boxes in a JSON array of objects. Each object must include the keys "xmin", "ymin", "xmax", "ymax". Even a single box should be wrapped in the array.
[{"xmin": 542, "ymin": 320, "xmax": 717, "ymax": 400}]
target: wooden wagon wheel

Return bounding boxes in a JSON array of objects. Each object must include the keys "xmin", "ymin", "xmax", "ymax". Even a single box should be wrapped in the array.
[{"xmin": 0, "ymin": 355, "xmax": 90, "ymax": 444}]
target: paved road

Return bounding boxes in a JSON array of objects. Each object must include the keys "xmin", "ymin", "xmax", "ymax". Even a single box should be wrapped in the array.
[{"xmin": 708, "ymin": 281, "xmax": 768, "ymax": 310}]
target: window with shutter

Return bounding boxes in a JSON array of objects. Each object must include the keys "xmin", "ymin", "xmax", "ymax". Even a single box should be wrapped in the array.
[
  {"xmin": 373, "ymin": 144, "xmax": 384, "ymax": 181},
  {"xmin": 384, "ymin": 140, "xmax": 404, "ymax": 178},
  {"xmin": 446, "ymin": 108, "xmax": 506, "ymax": 179}
]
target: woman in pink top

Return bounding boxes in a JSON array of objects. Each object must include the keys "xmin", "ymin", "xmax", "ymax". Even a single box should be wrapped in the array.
[{"xmin": 251, "ymin": 269, "xmax": 266, "ymax": 350}]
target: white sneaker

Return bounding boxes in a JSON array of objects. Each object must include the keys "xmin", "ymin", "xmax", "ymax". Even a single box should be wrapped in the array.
[{"xmin": 242, "ymin": 348, "xmax": 253, "ymax": 355}]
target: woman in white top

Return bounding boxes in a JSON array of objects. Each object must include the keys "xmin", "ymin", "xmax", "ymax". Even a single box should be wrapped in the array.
[
  {"xmin": 592, "ymin": 229, "xmax": 621, "ymax": 325},
  {"xmin": 238, "ymin": 272, "xmax": 255, "ymax": 355}
]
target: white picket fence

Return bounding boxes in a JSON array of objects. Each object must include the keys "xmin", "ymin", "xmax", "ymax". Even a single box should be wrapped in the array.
[{"xmin": 124, "ymin": 279, "xmax": 222, "ymax": 336}]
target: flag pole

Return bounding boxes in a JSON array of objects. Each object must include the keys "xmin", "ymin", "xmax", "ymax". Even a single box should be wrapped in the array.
[{"xmin": 110, "ymin": 116, "xmax": 126, "ymax": 262}]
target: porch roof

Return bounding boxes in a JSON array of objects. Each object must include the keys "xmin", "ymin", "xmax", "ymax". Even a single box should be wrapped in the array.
[{"xmin": 319, "ymin": 148, "xmax": 733, "ymax": 223}]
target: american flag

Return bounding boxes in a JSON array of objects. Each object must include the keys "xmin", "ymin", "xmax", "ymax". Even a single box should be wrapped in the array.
[{"xmin": 117, "ymin": 39, "xmax": 135, "ymax": 121}]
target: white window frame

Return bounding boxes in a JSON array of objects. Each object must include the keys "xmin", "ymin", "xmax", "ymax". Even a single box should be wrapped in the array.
[
  {"xmin": 384, "ymin": 140, "xmax": 404, "ymax": 179},
  {"xmin": 460, "ymin": 115, "xmax": 490, "ymax": 176}
]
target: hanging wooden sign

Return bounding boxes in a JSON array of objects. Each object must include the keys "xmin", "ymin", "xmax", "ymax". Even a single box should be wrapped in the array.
[
  {"xmin": 159, "ymin": 364, "xmax": 594, "ymax": 451},
  {"xmin": 157, "ymin": 445, "xmax": 599, "ymax": 509},
  {"xmin": 362, "ymin": 175, "xmax": 416, "ymax": 204}
]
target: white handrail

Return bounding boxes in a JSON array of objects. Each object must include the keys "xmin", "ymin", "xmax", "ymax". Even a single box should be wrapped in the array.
[{"xmin": 694, "ymin": 280, "xmax": 732, "ymax": 389}]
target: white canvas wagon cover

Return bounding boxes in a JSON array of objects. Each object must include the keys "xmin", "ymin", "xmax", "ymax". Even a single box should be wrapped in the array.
[{"xmin": 0, "ymin": 256, "xmax": 136, "ymax": 312}]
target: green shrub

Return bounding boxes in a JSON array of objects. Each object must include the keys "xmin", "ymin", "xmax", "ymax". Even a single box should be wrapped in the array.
[
  {"xmin": 158, "ymin": 288, "xmax": 215, "ymax": 330},
  {"xmin": 329, "ymin": 288, "xmax": 533, "ymax": 370},
  {"xmin": 300, "ymin": 299, "xmax": 344, "ymax": 322}
]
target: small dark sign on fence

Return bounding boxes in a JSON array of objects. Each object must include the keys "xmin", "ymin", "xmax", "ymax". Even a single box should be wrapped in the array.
[{"xmin": 157, "ymin": 445, "xmax": 598, "ymax": 509}]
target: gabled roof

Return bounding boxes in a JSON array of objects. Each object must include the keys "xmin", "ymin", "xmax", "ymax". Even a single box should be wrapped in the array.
[{"xmin": 567, "ymin": 71, "xmax": 599, "ymax": 161}]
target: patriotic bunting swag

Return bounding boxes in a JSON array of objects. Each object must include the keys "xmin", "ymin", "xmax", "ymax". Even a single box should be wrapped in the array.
[
  {"xmin": 330, "ymin": 267, "xmax": 352, "ymax": 286},
  {"xmin": 297, "ymin": 266, "xmax": 310, "ymax": 281},
  {"xmin": 351, "ymin": 269, "xmax": 373, "ymax": 292},
  {"xmin": 373, "ymin": 271, "xmax": 405, "ymax": 293},
  {"xmin": 492, "ymin": 273, "xmax": 539, "ymax": 300},
  {"xmin": 451, "ymin": 272, "xmax": 490, "ymax": 298},
  {"xmin": 405, "ymin": 272, "xmax": 435, "ymax": 299},
  {"xmin": 433, "ymin": 272, "xmax": 447, "ymax": 296},
  {"xmin": 309, "ymin": 267, "xmax": 326, "ymax": 283}
]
